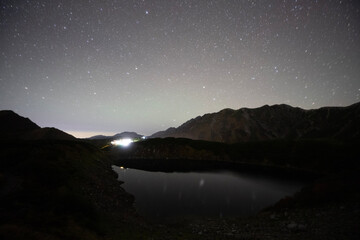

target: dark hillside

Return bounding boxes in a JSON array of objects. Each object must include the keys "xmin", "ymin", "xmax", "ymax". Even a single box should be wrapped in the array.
[
  {"xmin": 0, "ymin": 140, "xmax": 142, "ymax": 240},
  {"xmin": 0, "ymin": 110, "xmax": 76, "ymax": 141},
  {"xmin": 22, "ymin": 127, "xmax": 76, "ymax": 140},
  {"xmin": 0, "ymin": 110, "xmax": 40, "ymax": 137}
]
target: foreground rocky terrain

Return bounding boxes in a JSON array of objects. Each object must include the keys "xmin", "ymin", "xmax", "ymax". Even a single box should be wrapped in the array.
[
  {"xmin": 0, "ymin": 140, "xmax": 146, "ymax": 239},
  {"xmin": 181, "ymin": 170, "xmax": 360, "ymax": 240},
  {"xmin": 180, "ymin": 199, "xmax": 360, "ymax": 240}
]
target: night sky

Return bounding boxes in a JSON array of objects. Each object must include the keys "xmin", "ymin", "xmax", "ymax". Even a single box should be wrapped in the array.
[{"xmin": 1, "ymin": 0, "xmax": 360, "ymax": 137}]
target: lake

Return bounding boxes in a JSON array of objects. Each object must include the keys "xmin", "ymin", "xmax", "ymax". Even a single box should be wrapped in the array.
[{"xmin": 112, "ymin": 166, "xmax": 305, "ymax": 220}]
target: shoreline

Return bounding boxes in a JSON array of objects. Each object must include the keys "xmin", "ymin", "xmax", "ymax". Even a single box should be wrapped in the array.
[{"xmin": 114, "ymin": 157, "xmax": 320, "ymax": 181}]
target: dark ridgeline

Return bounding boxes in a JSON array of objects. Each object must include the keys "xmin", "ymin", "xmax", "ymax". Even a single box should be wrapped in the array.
[
  {"xmin": 0, "ymin": 110, "xmax": 75, "ymax": 140},
  {"xmin": 88, "ymin": 131, "xmax": 144, "ymax": 140},
  {"xmin": 0, "ymin": 110, "xmax": 40, "ymax": 135},
  {"xmin": 151, "ymin": 102, "xmax": 360, "ymax": 143}
]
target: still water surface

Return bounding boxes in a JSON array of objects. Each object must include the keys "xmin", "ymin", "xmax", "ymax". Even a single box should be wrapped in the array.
[{"xmin": 113, "ymin": 166, "xmax": 304, "ymax": 219}]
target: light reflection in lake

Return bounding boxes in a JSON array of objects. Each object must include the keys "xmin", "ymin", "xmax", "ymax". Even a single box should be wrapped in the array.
[{"xmin": 112, "ymin": 166, "xmax": 304, "ymax": 219}]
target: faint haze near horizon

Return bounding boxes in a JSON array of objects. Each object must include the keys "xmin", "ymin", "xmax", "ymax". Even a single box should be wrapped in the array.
[
  {"xmin": 66, "ymin": 130, "xmax": 118, "ymax": 139},
  {"xmin": 1, "ymin": 0, "xmax": 359, "ymax": 135}
]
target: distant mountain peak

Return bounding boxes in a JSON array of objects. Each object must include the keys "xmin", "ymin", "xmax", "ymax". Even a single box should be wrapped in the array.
[
  {"xmin": 151, "ymin": 102, "xmax": 360, "ymax": 143},
  {"xmin": 88, "ymin": 131, "xmax": 144, "ymax": 140}
]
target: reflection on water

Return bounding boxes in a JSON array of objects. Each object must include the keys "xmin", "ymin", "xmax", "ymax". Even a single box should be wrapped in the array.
[{"xmin": 113, "ymin": 166, "xmax": 304, "ymax": 219}]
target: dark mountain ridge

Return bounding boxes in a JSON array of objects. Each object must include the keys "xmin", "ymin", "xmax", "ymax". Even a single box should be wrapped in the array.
[
  {"xmin": 88, "ymin": 131, "xmax": 143, "ymax": 140},
  {"xmin": 0, "ymin": 110, "xmax": 75, "ymax": 140},
  {"xmin": 0, "ymin": 110, "xmax": 40, "ymax": 135},
  {"xmin": 151, "ymin": 102, "xmax": 360, "ymax": 143}
]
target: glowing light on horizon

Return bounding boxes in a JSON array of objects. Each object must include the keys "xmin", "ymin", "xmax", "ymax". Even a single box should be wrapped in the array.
[{"xmin": 111, "ymin": 138, "xmax": 133, "ymax": 147}]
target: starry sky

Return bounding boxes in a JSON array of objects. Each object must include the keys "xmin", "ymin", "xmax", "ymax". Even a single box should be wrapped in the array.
[{"xmin": 1, "ymin": 0, "xmax": 360, "ymax": 137}]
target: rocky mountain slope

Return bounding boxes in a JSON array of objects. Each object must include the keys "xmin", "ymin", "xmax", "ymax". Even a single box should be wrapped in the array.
[{"xmin": 151, "ymin": 102, "xmax": 360, "ymax": 143}]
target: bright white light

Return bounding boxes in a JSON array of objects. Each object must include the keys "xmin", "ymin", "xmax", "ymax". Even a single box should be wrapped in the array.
[{"xmin": 111, "ymin": 138, "xmax": 133, "ymax": 147}]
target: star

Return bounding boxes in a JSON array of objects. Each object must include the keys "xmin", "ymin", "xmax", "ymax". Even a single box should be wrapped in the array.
[{"xmin": 0, "ymin": 0, "xmax": 358, "ymax": 137}]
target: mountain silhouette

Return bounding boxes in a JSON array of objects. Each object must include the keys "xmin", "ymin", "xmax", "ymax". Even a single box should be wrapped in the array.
[
  {"xmin": 0, "ymin": 110, "xmax": 75, "ymax": 140},
  {"xmin": 88, "ymin": 131, "xmax": 143, "ymax": 140},
  {"xmin": 151, "ymin": 102, "xmax": 360, "ymax": 143},
  {"xmin": 0, "ymin": 110, "xmax": 40, "ymax": 136}
]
